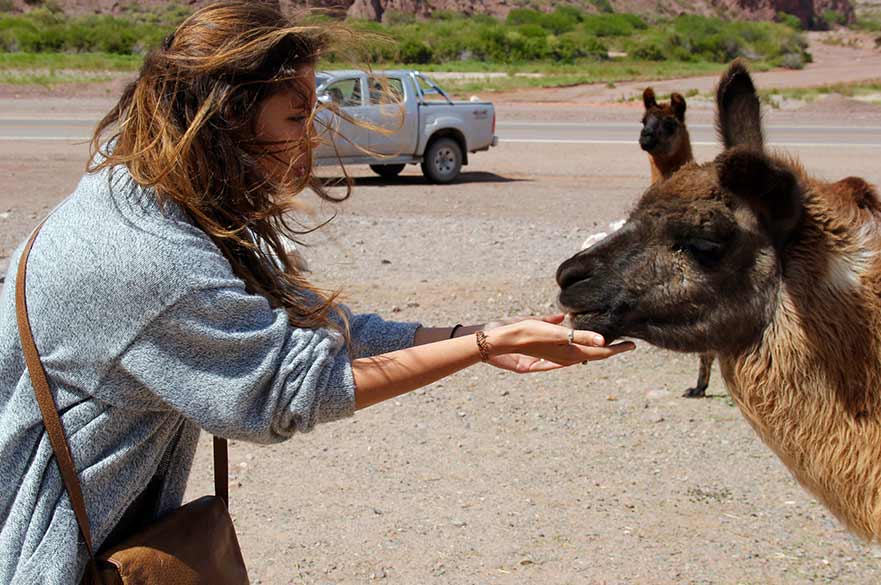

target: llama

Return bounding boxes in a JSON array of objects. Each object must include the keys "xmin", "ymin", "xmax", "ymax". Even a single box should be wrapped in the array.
[
  {"xmin": 640, "ymin": 87, "xmax": 693, "ymax": 183},
  {"xmin": 640, "ymin": 87, "xmax": 714, "ymax": 398},
  {"xmin": 557, "ymin": 60, "xmax": 881, "ymax": 540}
]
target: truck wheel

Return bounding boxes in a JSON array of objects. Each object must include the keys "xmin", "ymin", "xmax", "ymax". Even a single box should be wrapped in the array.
[
  {"xmin": 370, "ymin": 164, "xmax": 406, "ymax": 178},
  {"xmin": 421, "ymin": 137, "xmax": 463, "ymax": 184}
]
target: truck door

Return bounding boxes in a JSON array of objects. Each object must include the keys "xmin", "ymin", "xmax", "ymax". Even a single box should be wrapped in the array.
[
  {"xmin": 363, "ymin": 75, "xmax": 418, "ymax": 156},
  {"xmin": 314, "ymin": 76, "xmax": 369, "ymax": 160}
]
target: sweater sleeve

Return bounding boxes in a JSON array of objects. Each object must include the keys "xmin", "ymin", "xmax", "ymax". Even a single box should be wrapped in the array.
[
  {"xmin": 345, "ymin": 309, "xmax": 421, "ymax": 359},
  {"xmin": 95, "ymin": 286, "xmax": 356, "ymax": 444}
]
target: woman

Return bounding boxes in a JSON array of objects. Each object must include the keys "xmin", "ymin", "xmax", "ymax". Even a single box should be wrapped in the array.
[{"xmin": 0, "ymin": 2, "xmax": 634, "ymax": 583}]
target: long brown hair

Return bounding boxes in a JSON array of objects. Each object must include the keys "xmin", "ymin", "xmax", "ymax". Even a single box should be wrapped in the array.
[{"xmin": 89, "ymin": 0, "xmax": 353, "ymax": 334}]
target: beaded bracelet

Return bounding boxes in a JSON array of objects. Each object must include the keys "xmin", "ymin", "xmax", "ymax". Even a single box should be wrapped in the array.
[{"xmin": 475, "ymin": 331, "xmax": 491, "ymax": 362}]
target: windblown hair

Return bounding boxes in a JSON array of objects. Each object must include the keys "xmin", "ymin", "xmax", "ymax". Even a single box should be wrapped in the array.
[{"xmin": 89, "ymin": 0, "xmax": 353, "ymax": 334}]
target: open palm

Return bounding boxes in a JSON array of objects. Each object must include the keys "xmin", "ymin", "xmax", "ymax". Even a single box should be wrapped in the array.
[{"xmin": 483, "ymin": 314, "xmax": 568, "ymax": 374}]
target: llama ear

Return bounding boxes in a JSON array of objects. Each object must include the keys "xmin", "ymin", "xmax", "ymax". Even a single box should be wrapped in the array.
[
  {"xmin": 717, "ymin": 147, "xmax": 802, "ymax": 247},
  {"xmin": 643, "ymin": 87, "xmax": 657, "ymax": 110},
  {"xmin": 670, "ymin": 93, "xmax": 686, "ymax": 121},
  {"xmin": 716, "ymin": 59, "xmax": 763, "ymax": 151}
]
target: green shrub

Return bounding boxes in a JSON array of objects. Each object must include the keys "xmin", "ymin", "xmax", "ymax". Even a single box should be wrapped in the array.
[
  {"xmin": 541, "ymin": 7, "xmax": 580, "ymax": 34},
  {"xmin": 630, "ymin": 38, "xmax": 665, "ymax": 61},
  {"xmin": 583, "ymin": 13, "xmax": 646, "ymax": 37},
  {"xmin": 854, "ymin": 16, "xmax": 881, "ymax": 32},
  {"xmin": 775, "ymin": 11, "xmax": 802, "ymax": 30},
  {"xmin": 590, "ymin": 0, "xmax": 615, "ymax": 14},
  {"xmin": 780, "ymin": 52, "xmax": 805, "ymax": 69},
  {"xmin": 550, "ymin": 32, "xmax": 607, "ymax": 62},
  {"xmin": 397, "ymin": 38, "xmax": 433, "ymax": 64},
  {"xmin": 506, "ymin": 8, "xmax": 543, "ymax": 27},
  {"xmin": 0, "ymin": 11, "xmax": 174, "ymax": 54},
  {"xmin": 0, "ymin": 7, "xmax": 809, "ymax": 72},
  {"xmin": 383, "ymin": 10, "xmax": 415, "ymax": 25},
  {"xmin": 517, "ymin": 23, "xmax": 548, "ymax": 38},
  {"xmin": 822, "ymin": 9, "xmax": 847, "ymax": 27}
]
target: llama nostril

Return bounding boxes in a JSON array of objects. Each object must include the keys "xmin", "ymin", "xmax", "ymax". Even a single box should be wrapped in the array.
[{"xmin": 556, "ymin": 261, "xmax": 590, "ymax": 291}]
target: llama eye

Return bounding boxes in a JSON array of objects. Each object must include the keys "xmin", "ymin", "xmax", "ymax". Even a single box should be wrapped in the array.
[
  {"xmin": 676, "ymin": 239, "xmax": 724, "ymax": 267},
  {"xmin": 662, "ymin": 120, "xmax": 678, "ymax": 134}
]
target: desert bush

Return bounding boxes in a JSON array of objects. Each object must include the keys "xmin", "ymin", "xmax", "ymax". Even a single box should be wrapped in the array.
[
  {"xmin": 397, "ymin": 38, "xmax": 433, "ymax": 64},
  {"xmin": 853, "ymin": 16, "xmax": 881, "ymax": 32},
  {"xmin": 0, "ymin": 10, "xmax": 173, "ymax": 54},
  {"xmin": 780, "ymin": 52, "xmax": 805, "ymax": 69},
  {"xmin": 583, "ymin": 13, "xmax": 646, "ymax": 37},
  {"xmin": 775, "ymin": 11, "xmax": 802, "ymax": 30},
  {"xmin": 822, "ymin": 9, "xmax": 847, "ymax": 28},
  {"xmin": 590, "ymin": 0, "xmax": 615, "ymax": 14}
]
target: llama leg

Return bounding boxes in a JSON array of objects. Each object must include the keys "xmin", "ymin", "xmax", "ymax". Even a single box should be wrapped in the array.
[{"xmin": 683, "ymin": 353, "xmax": 714, "ymax": 398}]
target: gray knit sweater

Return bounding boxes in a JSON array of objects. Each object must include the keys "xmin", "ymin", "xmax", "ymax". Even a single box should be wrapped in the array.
[{"xmin": 0, "ymin": 166, "xmax": 419, "ymax": 584}]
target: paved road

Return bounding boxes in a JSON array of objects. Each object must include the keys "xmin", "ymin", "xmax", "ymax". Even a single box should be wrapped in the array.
[
  {"xmin": 2, "ymin": 116, "xmax": 879, "ymax": 148},
  {"xmin": 497, "ymin": 121, "xmax": 881, "ymax": 148}
]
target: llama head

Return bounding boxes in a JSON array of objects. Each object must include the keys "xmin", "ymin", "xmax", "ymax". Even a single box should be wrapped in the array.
[
  {"xmin": 640, "ymin": 87, "xmax": 689, "ymax": 159},
  {"xmin": 558, "ymin": 61, "xmax": 803, "ymax": 354}
]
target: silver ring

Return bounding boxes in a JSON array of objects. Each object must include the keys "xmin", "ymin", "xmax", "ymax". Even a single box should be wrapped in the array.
[{"xmin": 567, "ymin": 329, "xmax": 575, "ymax": 345}]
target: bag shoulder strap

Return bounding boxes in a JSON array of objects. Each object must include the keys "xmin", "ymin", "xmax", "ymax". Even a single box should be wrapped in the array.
[
  {"xmin": 16, "ymin": 220, "xmax": 100, "ymax": 568},
  {"xmin": 14, "ymin": 220, "xmax": 231, "ymax": 565}
]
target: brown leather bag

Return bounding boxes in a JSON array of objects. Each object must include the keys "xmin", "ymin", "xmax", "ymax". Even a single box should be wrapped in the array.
[{"xmin": 16, "ymin": 221, "xmax": 250, "ymax": 585}]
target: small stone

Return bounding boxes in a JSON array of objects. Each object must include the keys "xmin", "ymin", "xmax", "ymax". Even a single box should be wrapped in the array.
[
  {"xmin": 451, "ymin": 519, "xmax": 467, "ymax": 527},
  {"xmin": 519, "ymin": 558, "xmax": 534, "ymax": 566},
  {"xmin": 391, "ymin": 306, "xmax": 401, "ymax": 313},
  {"xmin": 381, "ymin": 259, "xmax": 391, "ymax": 264},
  {"xmin": 500, "ymin": 390, "xmax": 510, "ymax": 397},
  {"xmin": 646, "ymin": 389, "xmax": 672, "ymax": 400},
  {"xmin": 606, "ymin": 395, "xmax": 618, "ymax": 401}
]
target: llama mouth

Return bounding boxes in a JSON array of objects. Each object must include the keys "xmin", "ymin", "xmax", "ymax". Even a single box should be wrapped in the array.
[{"xmin": 566, "ymin": 311, "xmax": 624, "ymax": 343}]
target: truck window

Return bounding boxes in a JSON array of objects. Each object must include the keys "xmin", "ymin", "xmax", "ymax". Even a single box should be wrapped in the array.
[
  {"xmin": 367, "ymin": 77, "xmax": 404, "ymax": 105},
  {"xmin": 414, "ymin": 74, "xmax": 449, "ymax": 103},
  {"xmin": 321, "ymin": 78, "xmax": 362, "ymax": 107}
]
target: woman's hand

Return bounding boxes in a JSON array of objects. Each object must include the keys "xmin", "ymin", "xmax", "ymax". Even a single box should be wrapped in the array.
[{"xmin": 482, "ymin": 315, "xmax": 635, "ymax": 374}]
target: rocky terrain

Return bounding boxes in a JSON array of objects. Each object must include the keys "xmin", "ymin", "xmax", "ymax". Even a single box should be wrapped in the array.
[{"xmin": 3, "ymin": 0, "xmax": 857, "ymax": 27}]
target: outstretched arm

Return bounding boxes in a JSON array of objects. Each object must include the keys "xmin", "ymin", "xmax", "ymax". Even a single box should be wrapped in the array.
[{"xmin": 353, "ymin": 320, "xmax": 634, "ymax": 410}]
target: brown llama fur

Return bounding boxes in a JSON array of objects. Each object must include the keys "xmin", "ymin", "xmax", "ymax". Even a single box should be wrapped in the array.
[
  {"xmin": 558, "ymin": 60, "xmax": 881, "ymax": 540},
  {"xmin": 640, "ymin": 87, "xmax": 714, "ymax": 398}
]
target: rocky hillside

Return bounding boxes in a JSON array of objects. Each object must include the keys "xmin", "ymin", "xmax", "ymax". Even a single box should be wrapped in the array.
[
  {"xmin": 4, "ymin": 0, "xmax": 856, "ymax": 27},
  {"xmin": 343, "ymin": 0, "xmax": 854, "ymax": 26}
]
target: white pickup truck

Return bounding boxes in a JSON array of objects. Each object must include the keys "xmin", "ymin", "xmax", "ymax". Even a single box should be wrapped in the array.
[{"xmin": 313, "ymin": 70, "xmax": 498, "ymax": 183}]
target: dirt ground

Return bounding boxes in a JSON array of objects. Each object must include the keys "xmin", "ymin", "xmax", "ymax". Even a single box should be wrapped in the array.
[{"xmin": 4, "ymin": 39, "xmax": 881, "ymax": 585}]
